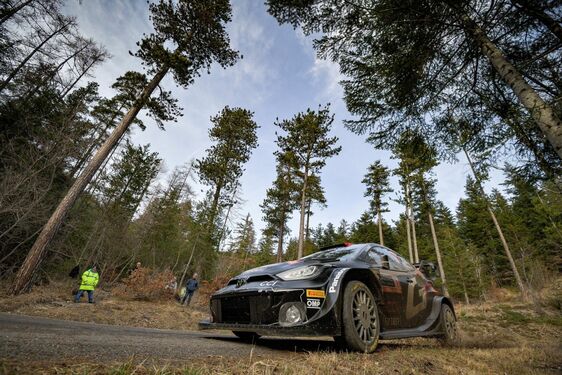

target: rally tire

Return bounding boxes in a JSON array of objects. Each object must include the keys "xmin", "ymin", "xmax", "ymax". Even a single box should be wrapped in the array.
[
  {"xmin": 232, "ymin": 331, "xmax": 261, "ymax": 342},
  {"xmin": 341, "ymin": 280, "xmax": 380, "ymax": 353},
  {"xmin": 438, "ymin": 303, "xmax": 459, "ymax": 346}
]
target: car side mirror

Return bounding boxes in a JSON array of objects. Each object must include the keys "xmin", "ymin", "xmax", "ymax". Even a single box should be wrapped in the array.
[
  {"xmin": 418, "ymin": 260, "xmax": 438, "ymax": 280},
  {"xmin": 381, "ymin": 255, "xmax": 390, "ymax": 270}
]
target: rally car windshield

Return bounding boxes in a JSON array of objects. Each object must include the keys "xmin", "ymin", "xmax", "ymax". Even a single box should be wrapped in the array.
[{"xmin": 303, "ymin": 244, "xmax": 366, "ymax": 262}]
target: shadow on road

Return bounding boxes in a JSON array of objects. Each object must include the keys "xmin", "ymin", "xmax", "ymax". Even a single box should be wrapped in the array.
[{"xmin": 204, "ymin": 335, "xmax": 415, "ymax": 354}]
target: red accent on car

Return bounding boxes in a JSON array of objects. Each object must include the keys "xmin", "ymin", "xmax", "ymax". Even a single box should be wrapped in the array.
[{"xmin": 343, "ymin": 242, "xmax": 353, "ymax": 246}]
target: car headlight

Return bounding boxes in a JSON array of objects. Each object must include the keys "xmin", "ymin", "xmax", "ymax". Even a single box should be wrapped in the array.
[{"xmin": 277, "ymin": 265, "xmax": 319, "ymax": 280}]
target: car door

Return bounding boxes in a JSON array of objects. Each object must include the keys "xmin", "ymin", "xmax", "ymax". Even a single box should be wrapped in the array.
[
  {"xmin": 363, "ymin": 246, "xmax": 410, "ymax": 329},
  {"xmin": 392, "ymin": 252, "xmax": 432, "ymax": 328}
]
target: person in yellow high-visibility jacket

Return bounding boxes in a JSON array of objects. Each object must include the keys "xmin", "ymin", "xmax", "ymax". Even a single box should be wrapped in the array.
[{"xmin": 74, "ymin": 265, "xmax": 99, "ymax": 303}]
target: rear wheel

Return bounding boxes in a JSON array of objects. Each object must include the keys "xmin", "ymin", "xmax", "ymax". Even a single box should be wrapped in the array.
[
  {"xmin": 438, "ymin": 304, "xmax": 458, "ymax": 345},
  {"xmin": 341, "ymin": 281, "xmax": 380, "ymax": 353},
  {"xmin": 232, "ymin": 331, "xmax": 260, "ymax": 342}
]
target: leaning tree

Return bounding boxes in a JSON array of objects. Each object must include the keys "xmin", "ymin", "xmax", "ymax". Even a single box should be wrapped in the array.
[
  {"xmin": 267, "ymin": 0, "xmax": 562, "ymax": 159},
  {"xmin": 11, "ymin": 0, "xmax": 239, "ymax": 294}
]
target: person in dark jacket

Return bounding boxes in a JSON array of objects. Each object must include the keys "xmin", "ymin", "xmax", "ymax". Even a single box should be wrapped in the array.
[{"xmin": 181, "ymin": 273, "xmax": 199, "ymax": 306}]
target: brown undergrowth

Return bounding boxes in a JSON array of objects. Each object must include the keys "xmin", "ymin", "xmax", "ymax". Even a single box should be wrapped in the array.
[{"xmin": 0, "ymin": 275, "xmax": 210, "ymax": 330}]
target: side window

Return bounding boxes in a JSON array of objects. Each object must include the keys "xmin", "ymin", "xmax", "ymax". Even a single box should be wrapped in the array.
[
  {"xmin": 395, "ymin": 254, "xmax": 416, "ymax": 272},
  {"xmin": 365, "ymin": 247, "xmax": 383, "ymax": 265},
  {"xmin": 373, "ymin": 246, "xmax": 411, "ymax": 272}
]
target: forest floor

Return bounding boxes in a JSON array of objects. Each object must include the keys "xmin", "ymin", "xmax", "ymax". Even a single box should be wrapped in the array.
[{"xmin": 0, "ymin": 279, "xmax": 561, "ymax": 374}]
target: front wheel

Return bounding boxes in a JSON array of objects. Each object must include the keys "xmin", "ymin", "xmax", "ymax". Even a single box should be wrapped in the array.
[
  {"xmin": 341, "ymin": 280, "xmax": 380, "ymax": 353},
  {"xmin": 232, "ymin": 331, "xmax": 260, "ymax": 342},
  {"xmin": 438, "ymin": 303, "xmax": 459, "ymax": 345}
]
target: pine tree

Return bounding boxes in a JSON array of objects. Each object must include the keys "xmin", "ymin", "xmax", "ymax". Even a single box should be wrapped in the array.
[
  {"xmin": 275, "ymin": 105, "xmax": 341, "ymax": 258},
  {"xmin": 267, "ymin": 0, "xmax": 562, "ymax": 158},
  {"xmin": 261, "ymin": 153, "xmax": 299, "ymax": 262},
  {"xmin": 196, "ymin": 106, "xmax": 258, "ymax": 241},
  {"xmin": 362, "ymin": 161, "xmax": 392, "ymax": 246},
  {"xmin": 229, "ymin": 213, "xmax": 257, "ymax": 256}
]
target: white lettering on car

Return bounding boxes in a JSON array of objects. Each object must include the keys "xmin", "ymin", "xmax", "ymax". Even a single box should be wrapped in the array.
[
  {"xmin": 328, "ymin": 268, "xmax": 347, "ymax": 293},
  {"xmin": 306, "ymin": 299, "xmax": 321, "ymax": 308},
  {"xmin": 259, "ymin": 280, "xmax": 278, "ymax": 287}
]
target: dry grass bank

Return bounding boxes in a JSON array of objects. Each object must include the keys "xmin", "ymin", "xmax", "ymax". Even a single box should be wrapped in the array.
[{"xmin": 0, "ymin": 279, "xmax": 208, "ymax": 330}]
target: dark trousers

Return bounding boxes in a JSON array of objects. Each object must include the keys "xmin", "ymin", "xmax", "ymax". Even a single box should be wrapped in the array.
[
  {"xmin": 75, "ymin": 289, "xmax": 94, "ymax": 303},
  {"xmin": 182, "ymin": 291, "xmax": 194, "ymax": 305}
]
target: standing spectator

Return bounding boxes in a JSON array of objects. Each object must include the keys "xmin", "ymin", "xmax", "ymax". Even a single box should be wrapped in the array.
[
  {"xmin": 74, "ymin": 265, "xmax": 99, "ymax": 304},
  {"xmin": 182, "ymin": 273, "xmax": 199, "ymax": 306}
]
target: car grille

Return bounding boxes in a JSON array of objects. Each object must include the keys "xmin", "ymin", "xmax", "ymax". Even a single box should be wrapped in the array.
[{"xmin": 212, "ymin": 291, "xmax": 303, "ymax": 324}]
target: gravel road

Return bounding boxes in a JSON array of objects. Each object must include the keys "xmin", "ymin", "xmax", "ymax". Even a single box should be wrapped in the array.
[{"xmin": 0, "ymin": 313, "xmax": 336, "ymax": 363}]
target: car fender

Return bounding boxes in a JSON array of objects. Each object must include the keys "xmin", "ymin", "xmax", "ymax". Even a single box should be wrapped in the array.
[{"xmin": 304, "ymin": 267, "xmax": 351, "ymax": 325}]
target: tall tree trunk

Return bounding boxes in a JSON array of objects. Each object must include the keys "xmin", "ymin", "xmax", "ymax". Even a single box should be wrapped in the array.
[
  {"xmin": 448, "ymin": 3, "xmax": 562, "ymax": 158},
  {"xmin": 377, "ymin": 206, "xmax": 384, "ymax": 246},
  {"xmin": 178, "ymin": 235, "xmax": 198, "ymax": 294},
  {"xmin": 277, "ymin": 219, "xmax": 285, "ymax": 263},
  {"xmin": 297, "ymin": 169, "xmax": 309, "ymax": 259},
  {"xmin": 70, "ymin": 109, "xmax": 120, "ymax": 179},
  {"xmin": 217, "ymin": 199, "xmax": 234, "ymax": 251},
  {"xmin": 305, "ymin": 198, "xmax": 311, "ymax": 241},
  {"xmin": 410, "ymin": 212, "xmax": 419, "ymax": 263},
  {"xmin": 510, "ymin": 0, "xmax": 562, "ymax": 42},
  {"xmin": 405, "ymin": 209, "xmax": 413, "ymax": 263},
  {"xmin": 405, "ymin": 182, "xmax": 419, "ymax": 263},
  {"xmin": 428, "ymin": 212, "xmax": 449, "ymax": 297},
  {"xmin": 0, "ymin": 0, "xmax": 32, "ymax": 25},
  {"xmin": 10, "ymin": 66, "xmax": 169, "ymax": 295},
  {"xmin": 85, "ymin": 131, "xmax": 125, "ymax": 196},
  {"xmin": 207, "ymin": 179, "xmax": 224, "ymax": 235},
  {"xmin": 462, "ymin": 147, "xmax": 528, "ymax": 300},
  {"xmin": 487, "ymin": 206, "xmax": 528, "ymax": 299},
  {"xmin": 0, "ymin": 18, "xmax": 73, "ymax": 93}
]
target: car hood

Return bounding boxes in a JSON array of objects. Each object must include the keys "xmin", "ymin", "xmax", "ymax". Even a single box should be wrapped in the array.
[
  {"xmin": 236, "ymin": 259, "xmax": 309, "ymax": 278},
  {"xmin": 234, "ymin": 257, "xmax": 351, "ymax": 280}
]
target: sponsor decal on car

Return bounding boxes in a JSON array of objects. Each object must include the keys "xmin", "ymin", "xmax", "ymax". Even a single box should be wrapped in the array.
[
  {"xmin": 306, "ymin": 298, "xmax": 321, "ymax": 309},
  {"xmin": 306, "ymin": 289, "xmax": 326, "ymax": 298},
  {"xmin": 259, "ymin": 280, "xmax": 278, "ymax": 287},
  {"xmin": 328, "ymin": 268, "xmax": 347, "ymax": 293}
]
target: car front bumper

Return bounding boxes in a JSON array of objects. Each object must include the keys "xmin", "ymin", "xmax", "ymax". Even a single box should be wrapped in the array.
[{"xmin": 198, "ymin": 319, "xmax": 338, "ymax": 337}]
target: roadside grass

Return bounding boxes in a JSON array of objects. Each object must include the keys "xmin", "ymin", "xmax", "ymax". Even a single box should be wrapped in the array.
[{"xmin": 0, "ymin": 279, "xmax": 208, "ymax": 330}]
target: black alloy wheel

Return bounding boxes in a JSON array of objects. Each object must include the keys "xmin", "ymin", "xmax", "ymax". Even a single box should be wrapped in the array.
[
  {"xmin": 341, "ymin": 280, "xmax": 380, "ymax": 353},
  {"xmin": 438, "ymin": 304, "xmax": 459, "ymax": 345}
]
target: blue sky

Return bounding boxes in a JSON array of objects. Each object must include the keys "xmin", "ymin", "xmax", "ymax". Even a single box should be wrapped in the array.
[{"xmin": 63, "ymin": 1, "xmax": 505, "ymax": 245}]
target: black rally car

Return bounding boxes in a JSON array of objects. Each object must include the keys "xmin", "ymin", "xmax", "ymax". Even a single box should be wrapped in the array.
[{"xmin": 199, "ymin": 243, "xmax": 458, "ymax": 352}]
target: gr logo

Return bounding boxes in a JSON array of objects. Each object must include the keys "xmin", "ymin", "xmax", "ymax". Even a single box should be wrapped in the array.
[{"xmin": 306, "ymin": 299, "xmax": 321, "ymax": 308}]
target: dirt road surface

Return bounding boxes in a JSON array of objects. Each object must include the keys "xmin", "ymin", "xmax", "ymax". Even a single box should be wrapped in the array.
[{"xmin": 0, "ymin": 313, "xmax": 334, "ymax": 364}]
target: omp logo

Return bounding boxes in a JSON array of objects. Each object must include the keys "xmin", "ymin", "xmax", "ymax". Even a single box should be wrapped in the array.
[
  {"xmin": 328, "ymin": 269, "xmax": 347, "ymax": 293},
  {"xmin": 306, "ymin": 299, "xmax": 321, "ymax": 308}
]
